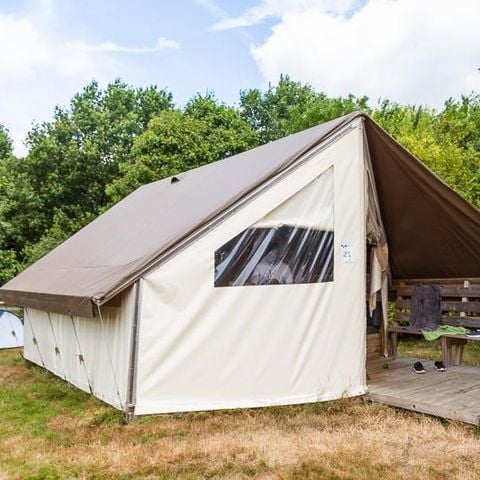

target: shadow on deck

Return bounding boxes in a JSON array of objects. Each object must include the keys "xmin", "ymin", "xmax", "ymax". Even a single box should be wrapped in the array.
[{"xmin": 367, "ymin": 357, "xmax": 480, "ymax": 426}]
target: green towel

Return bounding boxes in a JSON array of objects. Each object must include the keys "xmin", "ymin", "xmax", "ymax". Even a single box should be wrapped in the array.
[{"xmin": 422, "ymin": 325, "xmax": 468, "ymax": 341}]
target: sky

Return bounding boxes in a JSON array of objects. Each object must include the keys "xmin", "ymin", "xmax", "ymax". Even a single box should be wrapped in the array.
[{"xmin": 0, "ymin": 0, "xmax": 479, "ymax": 156}]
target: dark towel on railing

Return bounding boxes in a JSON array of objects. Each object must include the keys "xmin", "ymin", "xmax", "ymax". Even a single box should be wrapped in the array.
[{"xmin": 410, "ymin": 284, "xmax": 442, "ymax": 331}]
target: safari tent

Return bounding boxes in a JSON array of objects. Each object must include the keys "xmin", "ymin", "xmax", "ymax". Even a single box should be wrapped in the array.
[
  {"xmin": 0, "ymin": 308, "xmax": 23, "ymax": 349},
  {"xmin": 1, "ymin": 112, "xmax": 479, "ymax": 417}
]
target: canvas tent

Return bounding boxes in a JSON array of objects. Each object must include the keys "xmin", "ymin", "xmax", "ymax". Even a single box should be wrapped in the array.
[
  {"xmin": 1, "ymin": 112, "xmax": 479, "ymax": 416},
  {"xmin": 0, "ymin": 309, "xmax": 23, "ymax": 349}
]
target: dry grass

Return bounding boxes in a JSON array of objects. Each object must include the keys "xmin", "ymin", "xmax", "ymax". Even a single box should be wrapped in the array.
[{"xmin": 1, "ymin": 348, "xmax": 479, "ymax": 479}]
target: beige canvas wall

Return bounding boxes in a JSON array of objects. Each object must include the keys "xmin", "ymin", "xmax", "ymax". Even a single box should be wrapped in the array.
[
  {"xmin": 24, "ymin": 286, "xmax": 135, "ymax": 410},
  {"xmin": 134, "ymin": 121, "xmax": 367, "ymax": 415}
]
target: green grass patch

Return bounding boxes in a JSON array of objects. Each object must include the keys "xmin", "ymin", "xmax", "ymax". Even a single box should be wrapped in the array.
[
  {"xmin": 89, "ymin": 409, "xmax": 124, "ymax": 426},
  {"xmin": 398, "ymin": 336, "xmax": 480, "ymax": 366},
  {"xmin": 0, "ymin": 350, "xmax": 100, "ymax": 441}
]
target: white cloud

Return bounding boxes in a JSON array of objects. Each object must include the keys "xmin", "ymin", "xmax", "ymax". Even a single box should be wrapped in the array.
[
  {"xmin": 195, "ymin": 0, "xmax": 257, "ymax": 47},
  {"xmin": 0, "ymin": 14, "xmax": 50, "ymax": 78},
  {"xmin": 68, "ymin": 37, "xmax": 180, "ymax": 54},
  {"xmin": 211, "ymin": 0, "xmax": 358, "ymax": 30},
  {"xmin": 249, "ymin": 0, "xmax": 480, "ymax": 107},
  {"xmin": 157, "ymin": 36, "xmax": 181, "ymax": 49},
  {"xmin": 194, "ymin": 0, "xmax": 229, "ymax": 21},
  {"xmin": 0, "ymin": 12, "xmax": 116, "ymax": 155},
  {"xmin": 0, "ymin": 10, "xmax": 179, "ymax": 156}
]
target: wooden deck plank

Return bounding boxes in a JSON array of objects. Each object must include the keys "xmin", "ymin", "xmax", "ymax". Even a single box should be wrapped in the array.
[
  {"xmin": 366, "ymin": 357, "xmax": 480, "ymax": 426},
  {"xmin": 371, "ymin": 368, "xmax": 472, "ymax": 395}
]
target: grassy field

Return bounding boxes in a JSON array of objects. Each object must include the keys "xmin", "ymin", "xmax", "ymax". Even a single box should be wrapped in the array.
[
  {"xmin": 1, "ymin": 343, "xmax": 479, "ymax": 480},
  {"xmin": 398, "ymin": 336, "xmax": 480, "ymax": 367}
]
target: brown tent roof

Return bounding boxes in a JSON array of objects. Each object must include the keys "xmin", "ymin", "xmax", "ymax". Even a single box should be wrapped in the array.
[
  {"xmin": 365, "ymin": 119, "xmax": 480, "ymax": 280},
  {"xmin": 1, "ymin": 112, "xmax": 479, "ymax": 316}
]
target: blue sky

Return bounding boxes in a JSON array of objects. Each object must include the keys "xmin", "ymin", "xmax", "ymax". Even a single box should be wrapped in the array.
[
  {"xmin": 31, "ymin": 0, "xmax": 268, "ymax": 104},
  {"xmin": 0, "ymin": 0, "xmax": 479, "ymax": 155}
]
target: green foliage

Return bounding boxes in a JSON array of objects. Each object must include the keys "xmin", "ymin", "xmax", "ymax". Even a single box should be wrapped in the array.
[
  {"xmin": 374, "ymin": 97, "xmax": 480, "ymax": 207},
  {"xmin": 107, "ymin": 94, "xmax": 259, "ymax": 202},
  {"xmin": 0, "ymin": 127, "xmax": 22, "ymax": 280},
  {"xmin": 0, "ymin": 126, "xmax": 13, "ymax": 159},
  {"xmin": 0, "ymin": 249, "xmax": 20, "ymax": 285},
  {"xmin": 0, "ymin": 80, "xmax": 173, "ymax": 271},
  {"xmin": 240, "ymin": 75, "xmax": 370, "ymax": 142},
  {"xmin": 22, "ymin": 209, "xmax": 97, "ymax": 265}
]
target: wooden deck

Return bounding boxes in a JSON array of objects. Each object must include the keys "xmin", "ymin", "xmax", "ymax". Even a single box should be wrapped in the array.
[{"xmin": 367, "ymin": 357, "xmax": 480, "ymax": 426}]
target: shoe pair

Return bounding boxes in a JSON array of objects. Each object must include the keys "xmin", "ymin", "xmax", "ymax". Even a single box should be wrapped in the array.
[
  {"xmin": 413, "ymin": 361, "xmax": 446, "ymax": 374},
  {"xmin": 466, "ymin": 328, "xmax": 480, "ymax": 338}
]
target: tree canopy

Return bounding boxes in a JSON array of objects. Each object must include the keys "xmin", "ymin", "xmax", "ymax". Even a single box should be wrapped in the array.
[
  {"xmin": 0, "ymin": 76, "xmax": 478, "ymax": 283},
  {"xmin": 107, "ymin": 94, "xmax": 259, "ymax": 203}
]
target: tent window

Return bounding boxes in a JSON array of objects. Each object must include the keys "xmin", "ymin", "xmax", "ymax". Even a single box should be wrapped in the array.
[
  {"xmin": 214, "ymin": 226, "xmax": 333, "ymax": 287},
  {"xmin": 214, "ymin": 167, "xmax": 334, "ymax": 287}
]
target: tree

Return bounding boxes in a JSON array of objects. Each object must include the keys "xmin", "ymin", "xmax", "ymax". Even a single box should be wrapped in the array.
[
  {"xmin": 0, "ymin": 126, "xmax": 12, "ymax": 159},
  {"xmin": 106, "ymin": 94, "xmax": 259, "ymax": 202},
  {"xmin": 0, "ymin": 80, "xmax": 174, "ymax": 270},
  {"xmin": 439, "ymin": 94, "xmax": 480, "ymax": 206},
  {"xmin": 0, "ymin": 126, "xmax": 23, "ymax": 283},
  {"xmin": 374, "ymin": 99, "xmax": 480, "ymax": 207},
  {"xmin": 240, "ymin": 75, "xmax": 370, "ymax": 143}
]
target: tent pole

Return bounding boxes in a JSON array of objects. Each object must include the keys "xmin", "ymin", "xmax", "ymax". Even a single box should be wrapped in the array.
[{"xmin": 125, "ymin": 280, "xmax": 142, "ymax": 423}]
